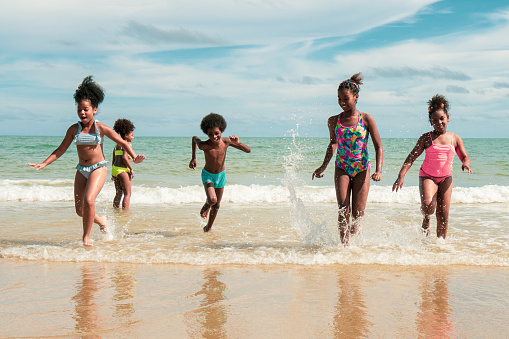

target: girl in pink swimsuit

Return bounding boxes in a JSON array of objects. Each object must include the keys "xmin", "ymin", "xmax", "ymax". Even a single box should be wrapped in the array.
[
  {"xmin": 392, "ymin": 94, "xmax": 472, "ymax": 239},
  {"xmin": 313, "ymin": 73, "xmax": 384, "ymax": 245}
]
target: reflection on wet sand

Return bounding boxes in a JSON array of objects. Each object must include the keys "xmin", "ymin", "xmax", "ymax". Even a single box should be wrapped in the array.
[
  {"xmin": 333, "ymin": 271, "xmax": 372, "ymax": 337},
  {"xmin": 186, "ymin": 269, "xmax": 229, "ymax": 338},
  {"xmin": 72, "ymin": 264, "xmax": 104, "ymax": 338},
  {"xmin": 112, "ymin": 267, "xmax": 137, "ymax": 326},
  {"xmin": 416, "ymin": 269, "xmax": 455, "ymax": 338}
]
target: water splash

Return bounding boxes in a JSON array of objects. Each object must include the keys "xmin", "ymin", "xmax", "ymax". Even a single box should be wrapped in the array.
[{"xmin": 282, "ymin": 125, "xmax": 339, "ymax": 246}]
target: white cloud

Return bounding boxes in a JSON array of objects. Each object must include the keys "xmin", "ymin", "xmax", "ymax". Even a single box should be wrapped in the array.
[
  {"xmin": 2, "ymin": 0, "xmax": 509, "ymax": 137},
  {"xmin": 0, "ymin": 0, "xmax": 439, "ymax": 53}
]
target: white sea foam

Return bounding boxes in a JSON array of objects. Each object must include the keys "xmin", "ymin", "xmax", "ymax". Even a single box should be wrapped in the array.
[{"xmin": 1, "ymin": 179, "xmax": 508, "ymax": 204}]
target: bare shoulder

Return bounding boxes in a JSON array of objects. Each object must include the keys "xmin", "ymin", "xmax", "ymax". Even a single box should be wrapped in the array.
[
  {"xmin": 451, "ymin": 132, "xmax": 464, "ymax": 146},
  {"xmin": 96, "ymin": 121, "xmax": 111, "ymax": 131},
  {"xmin": 361, "ymin": 112, "xmax": 376, "ymax": 124},
  {"xmin": 327, "ymin": 115, "xmax": 339, "ymax": 125},
  {"xmin": 67, "ymin": 123, "xmax": 79, "ymax": 134},
  {"xmin": 327, "ymin": 115, "xmax": 339, "ymax": 130},
  {"xmin": 417, "ymin": 132, "xmax": 432, "ymax": 148}
]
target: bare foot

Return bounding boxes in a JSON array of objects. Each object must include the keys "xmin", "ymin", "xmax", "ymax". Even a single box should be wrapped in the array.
[
  {"xmin": 200, "ymin": 203, "xmax": 211, "ymax": 219},
  {"xmin": 96, "ymin": 216, "xmax": 109, "ymax": 234},
  {"xmin": 203, "ymin": 224, "xmax": 212, "ymax": 232},
  {"xmin": 82, "ymin": 236, "xmax": 93, "ymax": 247}
]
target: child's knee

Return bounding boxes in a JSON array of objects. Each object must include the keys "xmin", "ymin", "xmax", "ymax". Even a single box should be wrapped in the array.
[
  {"xmin": 207, "ymin": 196, "xmax": 218, "ymax": 206},
  {"xmin": 420, "ymin": 199, "xmax": 436, "ymax": 213}
]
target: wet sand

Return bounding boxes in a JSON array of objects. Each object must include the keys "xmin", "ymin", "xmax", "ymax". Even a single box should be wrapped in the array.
[{"xmin": 1, "ymin": 259, "xmax": 509, "ymax": 338}]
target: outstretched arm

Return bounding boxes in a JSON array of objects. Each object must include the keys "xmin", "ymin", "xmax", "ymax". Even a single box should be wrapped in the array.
[
  {"xmin": 454, "ymin": 134, "xmax": 472, "ymax": 174},
  {"xmin": 189, "ymin": 136, "xmax": 202, "ymax": 169},
  {"xmin": 28, "ymin": 125, "xmax": 75, "ymax": 170},
  {"xmin": 229, "ymin": 135, "xmax": 251, "ymax": 153},
  {"xmin": 312, "ymin": 115, "xmax": 338, "ymax": 180},
  {"xmin": 392, "ymin": 134, "xmax": 426, "ymax": 191},
  {"xmin": 364, "ymin": 113, "xmax": 383, "ymax": 181},
  {"xmin": 101, "ymin": 123, "xmax": 145, "ymax": 164}
]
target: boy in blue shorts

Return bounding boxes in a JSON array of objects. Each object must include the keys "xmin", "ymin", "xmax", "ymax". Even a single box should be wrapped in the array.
[{"xmin": 189, "ymin": 113, "xmax": 251, "ymax": 232}]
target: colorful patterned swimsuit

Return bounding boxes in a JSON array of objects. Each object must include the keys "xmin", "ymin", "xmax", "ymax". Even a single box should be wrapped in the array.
[{"xmin": 335, "ymin": 112, "xmax": 371, "ymax": 177}]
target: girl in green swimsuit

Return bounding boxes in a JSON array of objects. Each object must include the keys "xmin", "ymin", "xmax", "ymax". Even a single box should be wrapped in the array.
[{"xmin": 112, "ymin": 118, "xmax": 136, "ymax": 210}]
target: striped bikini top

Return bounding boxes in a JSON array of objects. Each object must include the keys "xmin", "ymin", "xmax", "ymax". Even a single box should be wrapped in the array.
[{"xmin": 73, "ymin": 120, "xmax": 103, "ymax": 145}]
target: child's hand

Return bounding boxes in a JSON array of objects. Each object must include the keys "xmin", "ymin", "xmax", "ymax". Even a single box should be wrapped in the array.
[
  {"xmin": 462, "ymin": 164, "xmax": 472, "ymax": 174},
  {"xmin": 133, "ymin": 155, "xmax": 145, "ymax": 164},
  {"xmin": 312, "ymin": 167, "xmax": 325, "ymax": 180},
  {"xmin": 392, "ymin": 177, "xmax": 404, "ymax": 192},
  {"xmin": 371, "ymin": 172, "xmax": 382, "ymax": 181},
  {"xmin": 28, "ymin": 163, "xmax": 46, "ymax": 170},
  {"xmin": 229, "ymin": 135, "xmax": 239, "ymax": 145},
  {"xmin": 189, "ymin": 158, "xmax": 197, "ymax": 170}
]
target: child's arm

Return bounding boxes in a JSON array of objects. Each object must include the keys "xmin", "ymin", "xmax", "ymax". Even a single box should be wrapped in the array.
[
  {"xmin": 364, "ymin": 113, "xmax": 383, "ymax": 181},
  {"xmin": 228, "ymin": 136, "xmax": 251, "ymax": 153},
  {"xmin": 123, "ymin": 144, "xmax": 134, "ymax": 178},
  {"xmin": 312, "ymin": 115, "xmax": 338, "ymax": 180},
  {"xmin": 189, "ymin": 136, "xmax": 203, "ymax": 169},
  {"xmin": 454, "ymin": 134, "xmax": 472, "ymax": 174},
  {"xmin": 392, "ymin": 134, "xmax": 426, "ymax": 191},
  {"xmin": 28, "ymin": 125, "xmax": 75, "ymax": 170},
  {"xmin": 101, "ymin": 123, "xmax": 145, "ymax": 164}
]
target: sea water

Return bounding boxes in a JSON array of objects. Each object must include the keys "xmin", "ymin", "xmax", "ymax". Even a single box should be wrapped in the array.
[{"xmin": 1, "ymin": 135, "xmax": 508, "ymax": 265}]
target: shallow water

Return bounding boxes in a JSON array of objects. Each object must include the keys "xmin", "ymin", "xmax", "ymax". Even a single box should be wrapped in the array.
[{"xmin": 1, "ymin": 136, "xmax": 509, "ymax": 266}]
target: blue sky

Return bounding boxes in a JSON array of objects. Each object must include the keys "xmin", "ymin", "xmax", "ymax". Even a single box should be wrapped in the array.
[{"xmin": 1, "ymin": 0, "xmax": 508, "ymax": 137}]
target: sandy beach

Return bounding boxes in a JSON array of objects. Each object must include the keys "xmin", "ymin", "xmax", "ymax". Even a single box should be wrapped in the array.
[{"xmin": 2, "ymin": 259, "xmax": 508, "ymax": 338}]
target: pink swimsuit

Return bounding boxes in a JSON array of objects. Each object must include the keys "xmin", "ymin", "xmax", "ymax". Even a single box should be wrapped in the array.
[{"xmin": 419, "ymin": 132, "xmax": 455, "ymax": 184}]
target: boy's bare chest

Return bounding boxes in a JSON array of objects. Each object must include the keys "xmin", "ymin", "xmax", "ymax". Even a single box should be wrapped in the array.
[{"xmin": 208, "ymin": 147, "xmax": 226, "ymax": 159}]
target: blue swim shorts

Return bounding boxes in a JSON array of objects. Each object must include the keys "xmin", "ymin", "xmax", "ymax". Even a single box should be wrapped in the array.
[{"xmin": 201, "ymin": 168, "xmax": 227, "ymax": 188}]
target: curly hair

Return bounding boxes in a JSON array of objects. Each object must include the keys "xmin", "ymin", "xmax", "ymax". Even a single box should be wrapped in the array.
[
  {"xmin": 427, "ymin": 94, "xmax": 450, "ymax": 119},
  {"xmin": 200, "ymin": 113, "xmax": 227, "ymax": 134},
  {"xmin": 73, "ymin": 75, "xmax": 105, "ymax": 108},
  {"xmin": 338, "ymin": 72, "xmax": 364, "ymax": 95},
  {"xmin": 113, "ymin": 118, "xmax": 135, "ymax": 139}
]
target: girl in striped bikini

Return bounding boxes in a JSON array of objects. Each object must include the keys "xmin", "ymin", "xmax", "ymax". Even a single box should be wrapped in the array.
[
  {"xmin": 29, "ymin": 76, "xmax": 145, "ymax": 246},
  {"xmin": 313, "ymin": 73, "xmax": 384, "ymax": 245},
  {"xmin": 392, "ymin": 94, "xmax": 471, "ymax": 239}
]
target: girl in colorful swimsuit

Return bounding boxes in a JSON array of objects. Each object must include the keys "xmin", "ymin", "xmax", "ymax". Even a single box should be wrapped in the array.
[
  {"xmin": 312, "ymin": 73, "xmax": 383, "ymax": 245},
  {"xmin": 28, "ymin": 76, "xmax": 145, "ymax": 247},
  {"xmin": 111, "ymin": 118, "xmax": 136, "ymax": 210},
  {"xmin": 392, "ymin": 94, "xmax": 472, "ymax": 239}
]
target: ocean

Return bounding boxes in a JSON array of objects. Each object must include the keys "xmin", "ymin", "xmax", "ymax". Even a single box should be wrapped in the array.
[{"xmin": 1, "ymin": 135, "xmax": 508, "ymax": 266}]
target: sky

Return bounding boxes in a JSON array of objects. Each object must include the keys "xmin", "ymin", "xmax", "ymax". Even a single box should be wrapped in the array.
[{"xmin": 1, "ymin": 0, "xmax": 508, "ymax": 138}]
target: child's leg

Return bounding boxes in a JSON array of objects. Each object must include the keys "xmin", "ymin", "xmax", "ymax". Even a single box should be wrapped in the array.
[
  {"xmin": 200, "ymin": 182, "xmax": 217, "ymax": 219},
  {"xmin": 204, "ymin": 187, "xmax": 224, "ymax": 232},
  {"xmin": 113, "ymin": 177, "xmax": 123, "ymax": 208},
  {"xmin": 117, "ymin": 172, "xmax": 132, "ymax": 210},
  {"xmin": 436, "ymin": 177, "xmax": 453, "ymax": 239},
  {"xmin": 74, "ymin": 168, "xmax": 107, "ymax": 246},
  {"xmin": 350, "ymin": 169, "xmax": 371, "ymax": 235},
  {"xmin": 334, "ymin": 167, "xmax": 352, "ymax": 244},
  {"xmin": 419, "ymin": 177, "xmax": 438, "ymax": 236}
]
